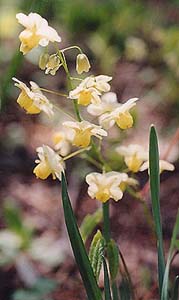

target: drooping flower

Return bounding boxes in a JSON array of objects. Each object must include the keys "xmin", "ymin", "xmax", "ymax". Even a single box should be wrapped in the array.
[
  {"xmin": 99, "ymin": 98, "xmax": 139, "ymax": 130},
  {"xmin": 16, "ymin": 12, "xmax": 61, "ymax": 54},
  {"xmin": 13, "ymin": 77, "xmax": 53, "ymax": 117},
  {"xmin": 140, "ymin": 159, "xmax": 175, "ymax": 174},
  {"xmin": 33, "ymin": 145, "xmax": 65, "ymax": 180},
  {"xmin": 76, "ymin": 53, "xmax": 91, "ymax": 74},
  {"xmin": 39, "ymin": 52, "xmax": 50, "ymax": 70},
  {"xmin": 69, "ymin": 75, "xmax": 112, "ymax": 106},
  {"xmin": 116, "ymin": 144, "xmax": 148, "ymax": 173},
  {"xmin": 86, "ymin": 171, "xmax": 135, "ymax": 203},
  {"xmin": 63, "ymin": 120, "xmax": 107, "ymax": 148},
  {"xmin": 87, "ymin": 92, "xmax": 119, "ymax": 116},
  {"xmin": 44, "ymin": 54, "xmax": 61, "ymax": 75},
  {"xmin": 52, "ymin": 128, "xmax": 73, "ymax": 156}
]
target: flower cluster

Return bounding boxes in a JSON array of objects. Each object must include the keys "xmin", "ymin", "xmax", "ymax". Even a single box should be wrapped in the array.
[{"xmin": 13, "ymin": 12, "xmax": 175, "ymax": 204}]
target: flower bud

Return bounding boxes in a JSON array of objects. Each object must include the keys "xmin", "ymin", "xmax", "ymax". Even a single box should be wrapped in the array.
[
  {"xmin": 45, "ymin": 54, "xmax": 61, "ymax": 75},
  {"xmin": 39, "ymin": 53, "xmax": 50, "ymax": 70},
  {"xmin": 76, "ymin": 53, "xmax": 91, "ymax": 74}
]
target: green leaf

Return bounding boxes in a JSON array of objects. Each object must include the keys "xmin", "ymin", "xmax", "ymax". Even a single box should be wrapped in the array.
[
  {"xmin": 175, "ymin": 240, "xmax": 179, "ymax": 248},
  {"xmin": 80, "ymin": 209, "xmax": 102, "ymax": 243},
  {"xmin": 119, "ymin": 277, "xmax": 132, "ymax": 300},
  {"xmin": 149, "ymin": 125, "xmax": 165, "ymax": 296},
  {"xmin": 107, "ymin": 239, "xmax": 119, "ymax": 282},
  {"xmin": 161, "ymin": 210, "xmax": 179, "ymax": 300},
  {"xmin": 171, "ymin": 276, "xmax": 179, "ymax": 300},
  {"xmin": 61, "ymin": 174, "xmax": 102, "ymax": 300},
  {"xmin": 103, "ymin": 257, "xmax": 112, "ymax": 300},
  {"xmin": 89, "ymin": 230, "xmax": 105, "ymax": 280},
  {"xmin": 111, "ymin": 282, "xmax": 119, "ymax": 300}
]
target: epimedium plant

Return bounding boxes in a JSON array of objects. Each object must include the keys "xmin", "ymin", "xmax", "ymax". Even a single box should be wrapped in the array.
[{"xmin": 12, "ymin": 12, "xmax": 179, "ymax": 300}]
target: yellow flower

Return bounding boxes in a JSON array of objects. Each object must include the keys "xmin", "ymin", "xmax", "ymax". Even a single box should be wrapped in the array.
[
  {"xmin": 116, "ymin": 144, "xmax": 148, "ymax": 173},
  {"xmin": 86, "ymin": 171, "xmax": 133, "ymax": 203},
  {"xmin": 16, "ymin": 12, "xmax": 61, "ymax": 54},
  {"xmin": 140, "ymin": 159, "xmax": 175, "ymax": 174},
  {"xmin": 33, "ymin": 145, "xmax": 65, "ymax": 180},
  {"xmin": 52, "ymin": 127, "xmax": 73, "ymax": 156},
  {"xmin": 87, "ymin": 92, "xmax": 119, "ymax": 116},
  {"xmin": 69, "ymin": 75, "xmax": 112, "ymax": 106},
  {"xmin": 63, "ymin": 120, "xmax": 107, "ymax": 148},
  {"xmin": 13, "ymin": 78, "xmax": 53, "ymax": 116},
  {"xmin": 69, "ymin": 86, "xmax": 101, "ymax": 106},
  {"xmin": 99, "ymin": 98, "xmax": 138, "ymax": 130},
  {"xmin": 76, "ymin": 53, "xmax": 91, "ymax": 74}
]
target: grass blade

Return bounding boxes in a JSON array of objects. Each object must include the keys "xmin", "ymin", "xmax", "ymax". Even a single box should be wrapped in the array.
[
  {"xmin": 149, "ymin": 125, "xmax": 165, "ymax": 296},
  {"xmin": 119, "ymin": 277, "xmax": 132, "ymax": 300},
  {"xmin": 107, "ymin": 239, "xmax": 119, "ymax": 282},
  {"xmin": 111, "ymin": 282, "xmax": 119, "ymax": 300},
  {"xmin": 103, "ymin": 257, "xmax": 112, "ymax": 300},
  {"xmin": 61, "ymin": 173, "xmax": 102, "ymax": 300},
  {"xmin": 161, "ymin": 210, "xmax": 179, "ymax": 300}
]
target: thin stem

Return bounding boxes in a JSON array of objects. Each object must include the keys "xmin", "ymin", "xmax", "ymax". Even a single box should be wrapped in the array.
[
  {"xmin": 40, "ymin": 88, "xmax": 68, "ymax": 97},
  {"xmin": 91, "ymin": 140, "xmax": 111, "ymax": 172},
  {"xmin": 63, "ymin": 147, "xmax": 91, "ymax": 161},
  {"xmin": 53, "ymin": 104, "xmax": 76, "ymax": 120},
  {"xmin": 70, "ymin": 77, "xmax": 83, "ymax": 81},
  {"xmin": 61, "ymin": 45, "xmax": 83, "ymax": 54},
  {"xmin": 81, "ymin": 154, "xmax": 103, "ymax": 170},
  {"xmin": 57, "ymin": 49, "xmax": 82, "ymax": 122},
  {"xmin": 103, "ymin": 202, "xmax": 110, "ymax": 244}
]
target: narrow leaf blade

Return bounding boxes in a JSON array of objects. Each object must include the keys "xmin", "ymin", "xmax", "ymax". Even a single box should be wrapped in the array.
[
  {"xmin": 107, "ymin": 239, "xmax": 119, "ymax": 282},
  {"xmin": 161, "ymin": 210, "xmax": 179, "ymax": 300},
  {"xmin": 61, "ymin": 174, "xmax": 102, "ymax": 300},
  {"xmin": 172, "ymin": 275, "xmax": 179, "ymax": 300},
  {"xmin": 103, "ymin": 257, "xmax": 112, "ymax": 300},
  {"xmin": 149, "ymin": 125, "xmax": 165, "ymax": 295}
]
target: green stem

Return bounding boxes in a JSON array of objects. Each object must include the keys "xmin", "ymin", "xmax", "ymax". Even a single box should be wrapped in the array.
[
  {"xmin": 91, "ymin": 140, "xmax": 111, "ymax": 172},
  {"xmin": 61, "ymin": 45, "xmax": 83, "ymax": 54},
  {"xmin": 81, "ymin": 154, "xmax": 103, "ymax": 170},
  {"xmin": 103, "ymin": 202, "xmax": 110, "ymax": 244},
  {"xmin": 112, "ymin": 282, "xmax": 119, "ymax": 300},
  {"xmin": 40, "ymin": 88, "xmax": 68, "ymax": 97},
  {"xmin": 57, "ymin": 49, "xmax": 82, "ymax": 122}
]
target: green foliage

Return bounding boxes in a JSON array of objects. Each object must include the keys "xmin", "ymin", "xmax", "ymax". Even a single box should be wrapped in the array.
[
  {"xmin": 149, "ymin": 125, "xmax": 165, "ymax": 296},
  {"xmin": 107, "ymin": 239, "xmax": 119, "ymax": 282},
  {"xmin": 80, "ymin": 209, "xmax": 103, "ymax": 243},
  {"xmin": 119, "ymin": 277, "xmax": 132, "ymax": 300},
  {"xmin": 119, "ymin": 276, "xmax": 132, "ymax": 300},
  {"xmin": 89, "ymin": 230, "xmax": 105, "ymax": 281},
  {"xmin": 103, "ymin": 257, "xmax": 112, "ymax": 300},
  {"xmin": 13, "ymin": 277, "xmax": 57, "ymax": 300},
  {"xmin": 171, "ymin": 276, "xmax": 179, "ymax": 300},
  {"xmin": 61, "ymin": 173, "xmax": 102, "ymax": 300},
  {"xmin": 4, "ymin": 201, "xmax": 33, "ymax": 250}
]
